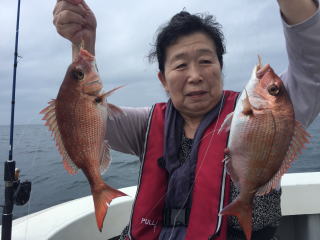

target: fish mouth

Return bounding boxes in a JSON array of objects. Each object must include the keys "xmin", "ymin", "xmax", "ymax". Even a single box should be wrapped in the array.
[
  {"xmin": 186, "ymin": 90, "xmax": 208, "ymax": 96},
  {"xmin": 83, "ymin": 80, "xmax": 102, "ymax": 95},
  {"xmin": 84, "ymin": 80, "xmax": 101, "ymax": 86}
]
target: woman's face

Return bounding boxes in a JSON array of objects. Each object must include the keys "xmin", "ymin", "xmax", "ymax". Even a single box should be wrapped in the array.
[{"xmin": 158, "ymin": 32, "xmax": 223, "ymax": 120}]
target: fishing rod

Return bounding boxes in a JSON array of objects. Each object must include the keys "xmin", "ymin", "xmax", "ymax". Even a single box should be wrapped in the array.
[{"xmin": 1, "ymin": 1, "xmax": 31, "ymax": 240}]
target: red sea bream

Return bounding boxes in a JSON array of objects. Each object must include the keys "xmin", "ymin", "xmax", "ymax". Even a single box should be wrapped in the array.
[
  {"xmin": 218, "ymin": 58, "xmax": 310, "ymax": 240},
  {"xmin": 40, "ymin": 49, "xmax": 126, "ymax": 231}
]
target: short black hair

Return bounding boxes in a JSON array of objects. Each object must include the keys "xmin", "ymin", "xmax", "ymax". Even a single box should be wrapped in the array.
[{"xmin": 149, "ymin": 11, "xmax": 226, "ymax": 73}]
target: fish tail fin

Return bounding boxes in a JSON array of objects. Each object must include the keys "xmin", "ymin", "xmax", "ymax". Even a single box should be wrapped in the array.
[
  {"xmin": 220, "ymin": 198, "xmax": 252, "ymax": 240},
  {"xmin": 91, "ymin": 183, "xmax": 127, "ymax": 231}
]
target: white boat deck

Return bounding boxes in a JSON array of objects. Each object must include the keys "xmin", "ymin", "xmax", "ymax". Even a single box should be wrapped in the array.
[
  {"xmin": 280, "ymin": 172, "xmax": 320, "ymax": 215},
  {"xmin": 1, "ymin": 172, "xmax": 320, "ymax": 240}
]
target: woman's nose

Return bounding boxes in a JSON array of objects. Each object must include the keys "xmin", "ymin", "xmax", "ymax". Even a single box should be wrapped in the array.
[{"xmin": 187, "ymin": 64, "xmax": 203, "ymax": 84}]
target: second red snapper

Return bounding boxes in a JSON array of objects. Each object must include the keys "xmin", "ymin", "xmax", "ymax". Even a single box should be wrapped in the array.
[
  {"xmin": 40, "ymin": 49, "xmax": 126, "ymax": 231},
  {"xmin": 218, "ymin": 58, "xmax": 310, "ymax": 240}
]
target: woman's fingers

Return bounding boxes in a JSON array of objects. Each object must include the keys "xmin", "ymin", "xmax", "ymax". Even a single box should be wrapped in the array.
[
  {"xmin": 80, "ymin": 0, "xmax": 91, "ymax": 11},
  {"xmin": 54, "ymin": 10, "xmax": 86, "ymax": 26},
  {"xmin": 56, "ymin": 0, "xmax": 83, "ymax": 6},
  {"xmin": 53, "ymin": 0, "xmax": 87, "ymax": 20},
  {"xmin": 55, "ymin": 23, "xmax": 83, "ymax": 40},
  {"xmin": 54, "ymin": 10, "xmax": 85, "ymax": 42},
  {"xmin": 53, "ymin": 0, "xmax": 96, "ymax": 53}
]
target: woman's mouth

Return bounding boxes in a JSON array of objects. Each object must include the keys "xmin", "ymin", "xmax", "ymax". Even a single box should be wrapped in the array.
[{"xmin": 186, "ymin": 90, "xmax": 208, "ymax": 97}]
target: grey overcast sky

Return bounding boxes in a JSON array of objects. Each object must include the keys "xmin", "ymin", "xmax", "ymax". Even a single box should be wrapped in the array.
[{"xmin": 0, "ymin": 0, "xmax": 288, "ymax": 126}]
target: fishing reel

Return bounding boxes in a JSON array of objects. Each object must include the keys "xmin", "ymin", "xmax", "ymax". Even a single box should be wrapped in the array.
[
  {"xmin": 3, "ymin": 162, "xmax": 32, "ymax": 207},
  {"xmin": 12, "ymin": 168, "xmax": 31, "ymax": 206}
]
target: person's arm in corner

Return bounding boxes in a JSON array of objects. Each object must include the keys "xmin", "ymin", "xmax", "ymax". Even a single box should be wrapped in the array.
[{"xmin": 277, "ymin": 0, "xmax": 320, "ymax": 127}]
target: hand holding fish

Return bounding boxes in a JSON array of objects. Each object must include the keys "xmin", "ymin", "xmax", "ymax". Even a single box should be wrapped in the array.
[{"xmin": 53, "ymin": 0, "xmax": 96, "ymax": 56}]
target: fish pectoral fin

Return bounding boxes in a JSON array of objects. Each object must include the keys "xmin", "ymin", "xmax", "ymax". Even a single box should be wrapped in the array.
[
  {"xmin": 223, "ymin": 148, "xmax": 240, "ymax": 187},
  {"xmin": 98, "ymin": 85, "xmax": 126, "ymax": 120},
  {"xmin": 101, "ymin": 85, "xmax": 125, "ymax": 100},
  {"xmin": 242, "ymin": 90, "xmax": 253, "ymax": 116},
  {"xmin": 223, "ymin": 148, "xmax": 231, "ymax": 163},
  {"xmin": 224, "ymin": 155, "xmax": 240, "ymax": 188},
  {"xmin": 40, "ymin": 100, "xmax": 78, "ymax": 175},
  {"xmin": 105, "ymin": 103, "xmax": 126, "ymax": 120},
  {"xmin": 100, "ymin": 142, "xmax": 111, "ymax": 174},
  {"xmin": 256, "ymin": 120, "xmax": 310, "ymax": 196},
  {"xmin": 218, "ymin": 112, "xmax": 234, "ymax": 134}
]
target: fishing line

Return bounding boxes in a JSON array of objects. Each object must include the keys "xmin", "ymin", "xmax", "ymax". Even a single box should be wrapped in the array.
[
  {"xmin": 22, "ymin": 126, "xmax": 45, "ymax": 240},
  {"xmin": 12, "ymin": 117, "xmax": 37, "ymax": 152},
  {"xmin": 168, "ymin": 92, "xmax": 226, "ymax": 240},
  {"xmin": 3, "ymin": 119, "xmax": 42, "ymax": 240}
]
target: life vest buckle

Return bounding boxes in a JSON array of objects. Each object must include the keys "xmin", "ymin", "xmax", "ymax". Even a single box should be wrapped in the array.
[{"xmin": 163, "ymin": 207, "xmax": 190, "ymax": 227}]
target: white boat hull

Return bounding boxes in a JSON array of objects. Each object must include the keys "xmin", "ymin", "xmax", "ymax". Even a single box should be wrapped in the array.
[{"xmin": 1, "ymin": 172, "xmax": 320, "ymax": 240}]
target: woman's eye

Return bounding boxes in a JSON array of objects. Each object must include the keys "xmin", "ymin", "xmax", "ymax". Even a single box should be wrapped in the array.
[
  {"xmin": 200, "ymin": 59, "xmax": 212, "ymax": 64},
  {"xmin": 175, "ymin": 63, "xmax": 186, "ymax": 69}
]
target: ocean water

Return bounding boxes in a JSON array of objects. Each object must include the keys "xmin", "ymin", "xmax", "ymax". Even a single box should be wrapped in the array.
[
  {"xmin": 0, "ymin": 116, "xmax": 319, "ymax": 224},
  {"xmin": 0, "ymin": 124, "xmax": 140, "ymax": 224}
]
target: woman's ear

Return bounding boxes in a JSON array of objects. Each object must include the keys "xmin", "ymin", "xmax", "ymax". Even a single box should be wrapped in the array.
[{"xmin": 158, "ymin": 71, "xmax": 168, "ymax": 91}]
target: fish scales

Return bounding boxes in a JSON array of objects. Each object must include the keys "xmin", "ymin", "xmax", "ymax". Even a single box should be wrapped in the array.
[
  {"xmin": 234, "ymin": 112, "xmax": 286, "ymax": 184},
  {"xmin": 56, "ymin": 94, "xmax": 106, "ymax": 169},
  {"xmin": 218, "ymin": 59, "xmax": 310, "ymax": 240}
]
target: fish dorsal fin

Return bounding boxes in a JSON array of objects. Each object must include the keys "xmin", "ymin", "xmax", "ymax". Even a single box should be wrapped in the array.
[
  {"xmin": 100, "ymin": 141, "xmax": 111, "ymax": 174},
  {"xmin": 94, "ymin": 85, "xmax": 125, "ymax": 107},
  {"xmin": 97, "ymin": 85, "xmax": 125, "ymax": 120},
  {"xmin": 218, "ymin": 112, "xmax": 234, "ymax": 134},
  {"xmin": 40, "ymin": 100, "xmax": 79, "ymax": 175},
  {"xmin": 256, "ymin": 120, "xmax": 310, "ymax": 196}
]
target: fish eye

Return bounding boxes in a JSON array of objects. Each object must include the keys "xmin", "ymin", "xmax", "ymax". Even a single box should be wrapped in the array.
[
  {"xmin": 95, "ymin": 97, "xmax": 102, "ymax": 103},
  {"xmin": 72, "ymin": 69, "xmax": 84, "ymax": 81},
  {"xmin": 267, "ymin": 84, "xmax": 280, "ymax": 96}
]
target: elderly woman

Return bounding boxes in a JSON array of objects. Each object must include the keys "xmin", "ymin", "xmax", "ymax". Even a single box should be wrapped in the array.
[{"xmin": 53, "ymin": 0, "xmax": 320, "ymax": 239}]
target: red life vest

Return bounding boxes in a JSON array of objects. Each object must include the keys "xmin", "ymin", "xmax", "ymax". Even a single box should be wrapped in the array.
[{"xmin": 128, "ymin": 91, "xmax": 238, "ymax": 240}]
